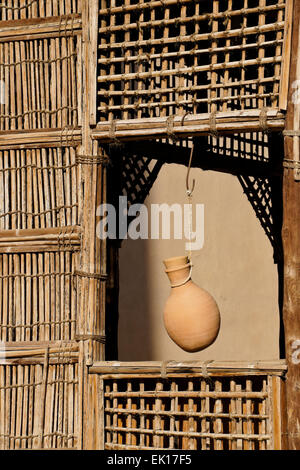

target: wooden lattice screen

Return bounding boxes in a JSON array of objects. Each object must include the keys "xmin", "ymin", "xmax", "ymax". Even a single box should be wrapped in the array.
[
  {"xmin": 94, "ymin": 0, "xmax": 293, "ymax": 141},
  {"xmin": 0, "ymin": 0, "xmax": 294, "ymax": 450},
  {"xmin": 0, "ymin": 0, "xmax": 97, "ymax": 450},
  {"xmin": 0, "ymin": 345, "xmax": 80, "ymax": 450},
  {"xmin": 0, "ymin": 148, "xmax": 80, "ymax": 230},
  {"xmin": 90, "ymin": 361, "xmax": 287, "ymax": 450}
]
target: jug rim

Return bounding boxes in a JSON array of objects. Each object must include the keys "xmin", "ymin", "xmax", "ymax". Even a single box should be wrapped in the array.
[{"xmin": 164, "ymin": 262, "xmax": 191, "ymax": 274}]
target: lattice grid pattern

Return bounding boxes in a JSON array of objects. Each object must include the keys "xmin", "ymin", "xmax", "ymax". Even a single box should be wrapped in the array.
[
  {"xmin": 121, "ymin": 154, "xmax": 163, "ymax": 207},
  {"xmin": 104, "ymin": 374, "xmax": 274, "ymax": 450},
  {"xmin": 238, "ymin": 175, "xmax": 276, "ymax": 244},
  {"xmin": 98, "ymin": 0, "xmax": 286, "ymax": 122}
]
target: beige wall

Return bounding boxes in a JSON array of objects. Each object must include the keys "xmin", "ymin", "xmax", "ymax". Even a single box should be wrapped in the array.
[{"xmin": 118, "ymin": 163, "xmax": 280, "ymax": 362}]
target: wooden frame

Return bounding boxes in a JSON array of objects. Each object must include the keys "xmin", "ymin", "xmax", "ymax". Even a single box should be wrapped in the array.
[
  {"xmin": 0, "ymin": 0, "xmax": 298, "ymax": 451},
  {"xmin": 95, "ymin": 0, "xmax": 292, "ymax": 142},
  {"xmin": 92, "ymin": 110, "xmax": 285, "ymax": 142},
  {"xmin": 281, "ymin": 0, "xmax": 300, "ymax": 450},
  {"xmin": 90, "ymin": 360, "xmax": 287, "ymax": 450}
]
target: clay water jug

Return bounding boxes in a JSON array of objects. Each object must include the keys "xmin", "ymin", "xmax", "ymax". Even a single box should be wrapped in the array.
[{"xmin": 163, "ymin": 255, "xmax": 220, "ymax": 352}]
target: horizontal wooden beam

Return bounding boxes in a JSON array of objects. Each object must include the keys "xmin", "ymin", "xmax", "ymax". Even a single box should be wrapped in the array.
[
  {"xmin": 89, "ymin": 360, "xmax": 287, "ymax": 377},
  {"xmin": 0, "ymin": 14, "xmax": 82, "ymax": 41},
  {"xmin": 2, "ymin": 340, "xmax": 79, "ymax": 350},
  {"xmin": 0, "ymin": 128, "xmax": 82, "ymax": 149},
  {"xmin": 0, "ymin": 345, "xmax": 79, "ymax": 358},
  {"xmin": 0, "ymin": 226, "xmax": 81, "ymax": 252},
  {"xmin": 93, "ymin": 110, "xmax": 286, "ymax": 142},
  {"xmin": 0, "ymin": 341, "xmax": 79, "ymax": 365}
]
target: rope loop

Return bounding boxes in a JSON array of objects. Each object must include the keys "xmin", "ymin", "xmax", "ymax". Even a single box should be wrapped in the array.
[
  {"xmin": 170, "ymin": 263, "xmax": 193, "ymax": 288},
  {"xmin": 259, "ymin": 107, "xmax": 269, "ymax": 134},
  {"xmin": 166, "ymin": 115, "xmax": 179, "ymax": 143},
  {"xmin": 209, "ymin": 110, "xmax": 218, "ymax": 137}
]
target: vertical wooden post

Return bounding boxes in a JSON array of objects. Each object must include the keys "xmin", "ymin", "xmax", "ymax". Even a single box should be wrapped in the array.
[
  {"xmin": 271, "ymin": 376, "xmax": 287, "ymax": 450},
  {"xmin": 282, "ymin": 0, "xmax": 300, "ymax": 450},
  {"xmin": 78, "ymin": 0, "xmax": 101, "ymax": 367},
  {"xmin": 78, "ymin": 0, "xmax": 105, "ymax": 449}
]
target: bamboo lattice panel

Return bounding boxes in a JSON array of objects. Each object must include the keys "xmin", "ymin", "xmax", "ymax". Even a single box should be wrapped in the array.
[
  {"xmin": 0, "ymin": 1, "xmax": 108, "ymax": 451},
  {"xmin": 0, "ymin": 250, "xmax": 78, "ymax": 343},
  {"xmin": 0, "ymin": 356, "xmax": 79, "ymax": 450},
  {"xmin": 0, "ymin": 147, "xmax": 80, "ymax": 230},
  {"xmin": 0, "ymin": 35, "xmax": 80, "ymax": 131},
  {"xmin": 0, "ymin": 1, "xmax": 82, "ymax": 20},
  {"xmin": 97, "ymin": 0, "xmax": 288, "ymax": 124},
  {"xmin": 103, "ymin": 374, "xmax": 280, "ymax": 450}
]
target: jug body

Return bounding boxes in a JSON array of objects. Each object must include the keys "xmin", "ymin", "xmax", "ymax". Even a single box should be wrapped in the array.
[{"xmin": 163, "ymin": 256, "xmax": 220, "ymax": 352}]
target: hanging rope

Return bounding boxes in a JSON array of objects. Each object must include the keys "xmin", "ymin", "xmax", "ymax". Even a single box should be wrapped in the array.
[
  {"xmin": 166, "ymin": 143, "xmax": 196, "ymax": 289},
  {"xmin": 186, "ymin": 142, "xmax": 195, "ymax": 265},
  {"xmin": 186, "ymin": 143, "xmax": 195, "ymax": 197}
]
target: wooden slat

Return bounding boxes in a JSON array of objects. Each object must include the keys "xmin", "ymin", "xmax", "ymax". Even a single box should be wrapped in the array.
[
  {"xmin": 271, "ymin": 376, "xmax": 281, "ymax": 450},
  {"xmin": 0, "ymin": 16, "xmax": 82, "ymax": 41},
  {"xmin": 282, "ymin": 0, "xmax": 300, "ymax": 450},
  {"xmin": 279, "ymin": 0, "xmax": 294, "ymax": 110},
  {"xmin": 90, "ymin": 360, "xmax": 287, "ymax": 376},
  {"xmin": 101, "ymin": 374, "xmax": 284, "ymax": 450},
  {"xmin": 97, "ymin": 0, "xmax": 287, "ymax": 123},
  {"xmin": 0, "ymin": 129, "xmax": 81, "ymax": 148},
  {"xmin": 92, "ymin": 111, "xmax": 285, "ymax": 142}
]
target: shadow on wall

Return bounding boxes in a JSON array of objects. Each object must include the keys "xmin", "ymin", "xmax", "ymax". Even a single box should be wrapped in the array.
[
  {"xmin": 118, "ymin": 164, "xmax": 280, "ymax": 362},
  {"xmin": 118, "ymin": 237, "xmax": 153, "ymax": 360}
]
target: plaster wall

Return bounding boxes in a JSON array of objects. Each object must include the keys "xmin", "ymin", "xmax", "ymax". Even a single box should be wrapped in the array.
[{"xmin": 118, "ymin": 164, "xmax": 280, "ymax": 362}]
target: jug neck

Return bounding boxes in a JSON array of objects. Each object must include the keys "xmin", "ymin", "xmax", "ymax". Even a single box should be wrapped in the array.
[{"xmin": 163, "ymin": 256, "xmax": 192, "ymax": 288}]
